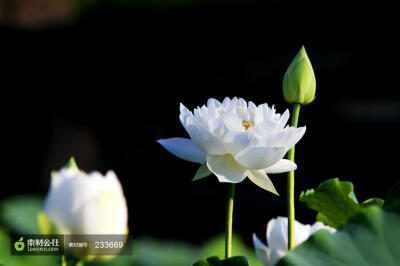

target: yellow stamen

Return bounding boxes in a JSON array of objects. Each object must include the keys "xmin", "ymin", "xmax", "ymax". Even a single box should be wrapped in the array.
[{"xmin": 242, "ymin": 120, "xmax": 254, "ymax": 131}]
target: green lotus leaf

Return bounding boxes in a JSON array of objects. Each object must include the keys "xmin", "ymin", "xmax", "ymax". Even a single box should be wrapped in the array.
[
  {"xmin": 277, "ymin": 203, "xmax": 400, "ymax": 266},
  {"xmin": 299, "ymin": 178, "xmax": 384, "ymax": 228}
]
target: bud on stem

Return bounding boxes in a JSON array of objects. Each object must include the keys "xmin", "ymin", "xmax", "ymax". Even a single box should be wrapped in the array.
[{"xmin": 283, "ymin": 46, "xmax": 316, "ymax": 105}]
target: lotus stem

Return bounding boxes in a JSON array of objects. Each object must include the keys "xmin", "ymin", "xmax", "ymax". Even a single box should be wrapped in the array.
[
  {"xmin": 225, "ymin": 183, "xmax": 235, "ymax": 258},
  {"xmin": 287, "ymin": 103, "xmax": 300, "ymax": 250},
  {"xmin": 61, "ymin": 256, "xmax": 67, "ymax": 266}
]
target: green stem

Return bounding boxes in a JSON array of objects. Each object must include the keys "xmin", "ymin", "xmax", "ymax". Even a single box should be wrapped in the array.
[
  {"xmin": 75, "ymin": 260, "xmax": 85, "ymax": 266},
  {"xmin": 287, "ymin": 103, "xmax": 300, "ymax": 250},
  {"xmin": 61, "ymin": 256, "xmax": 84, "ymax": 266},
  {"xmin": 61, "ymin": 256, "xmax": 67, "ymax": 266},
  {"xmin": 225, "ymin": 183, "xmax": 235, "ymax": 258}
]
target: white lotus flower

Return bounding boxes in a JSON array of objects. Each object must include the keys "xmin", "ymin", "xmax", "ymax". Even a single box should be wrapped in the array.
[
  {"xmin": 157, "ymin": 97, "xmax": 306, "ymax": 194},
  {"xmin": 253, "ymin": 217, "xmax": 336, "ymax": 266},
  {"xmin": 43, "ymin": 162, "xmax": 128, "ymax": 235}
]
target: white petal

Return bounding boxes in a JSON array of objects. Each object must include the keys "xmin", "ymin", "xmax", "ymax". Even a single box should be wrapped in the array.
[
  {"xmin": 266, "ymin": 217, "xmax": 288, "ymax": 251},
  {"xmin": 206, "ymin": 154, "xmax": 247, "ymax": 183},
  {"xmin": 310, "ymin": 221, "xmax": 336, "ymax": 234},
  {"xmin": 269, "ymin": 248, "xmax": 286, "ymax": 266},
  {"xmin": 266, "ymin": 216, "xmax": 313, "ymax": 250},
  {"xmin": 44, "ymin": 169, "xmax": 105, "ymax": 232},
  {"xmin": 223, "ymin": 131, "xmax": 264, "ymax": 156},
  {"xmin": 265, "ymin": 126, "xmax": 306, "ymax": 151},
  {"xmin": 235, "ymin": 146, "xmax": 285, "ymax": 169},
  {"xmin": 104, "ymin": 170, "xmax": 126, "ymax": 195},
  {"xmin": 75, "ymin": 187, "xmax": 128, "ymax": 234},
  {"xmin": 207, "ymin": 98, "xmax": 222, "ymax": 108},
  {"xmin": 253, "ymin": 234, "xmax": 270, "ymax": 266},
  {"xmin": 265, "ymin": 159, "xmax": 297, "ymax": 174},
  {"xmin": 247, "ymin": 170, "xmax": 279, "ymax": 195},
  {"xmin": 253, "ymin": 234, "xmax": 284, "ymax": 266},
  {"xmin": 222, "ymin": 97, "xmax": 231, "ymax": 106},
  {"xmin": 236, "ymin": 98, "xmax": 248, "ymax": 119},
  {"xmin": 180, "ymin": 103, "xmax": 226, "ymax": 155},
  {"xmin": 194, "ymin": 106, "xmax": 213, "ymax": 129},
  {"xmin": 208, "ymin": 117, "xmax": 227, "ymax": 138},
  {"xmin": 157, "ymin": 138, "xmax": 206, "ymax": 164},
  {"xmin": 293, "ymin": 221, "xmax": 311, "ymax": 246},
  {"xmin": 277, "ymin": 109, "xmax": 290, "ymax": 129},
  {"xmin": 247, "ymin": 101, "xmax": 258, "ymax": 122},
  {"xmin": 310, "ymin": 221, "xmax": 326, "ymax": 233},
  {"xmin": 253, "ymin": 233, "xmax": 267, "ymax": 249},
  {"xmin": 261, "ymin": 103, "xmax": 277, "ymax": 121},
  {"xmin": 222, "ymin": 97, "xmax": 238, "ymax": 109},
  {"xmin": 253, "ymin": 120, "xmax": 280, "ymax": 137},
  {"xmin": 254, "ymin": 104, "xmax": 264, "ymax": 124}
]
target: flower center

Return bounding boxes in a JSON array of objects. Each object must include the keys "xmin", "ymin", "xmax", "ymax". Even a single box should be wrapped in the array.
[{"xmin": 242, "ymin": 120, "xmax": 254, "ymax": 131}]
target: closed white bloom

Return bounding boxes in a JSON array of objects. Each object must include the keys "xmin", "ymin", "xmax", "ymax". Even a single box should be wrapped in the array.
[
  {"xmin": 157, "ymin": 97, "xmax": 306, "ymax": 194},
  {"xmin": 253, "ymin": 217, "xmax": 336, "ymax": 266},
  {"xmin": 43, "ymin": 164, "xmax": 128, "ymax": 235}
]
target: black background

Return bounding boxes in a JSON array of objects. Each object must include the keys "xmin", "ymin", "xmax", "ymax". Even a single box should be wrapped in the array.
[{"xmin": 1, "ymin": 0, "xmax": 399, "ymax": 246}]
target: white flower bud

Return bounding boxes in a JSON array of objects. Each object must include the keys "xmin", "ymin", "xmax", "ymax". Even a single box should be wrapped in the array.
[{"xmin": 43, "ymin": 159, "xmax": 128, "ymax": 235}]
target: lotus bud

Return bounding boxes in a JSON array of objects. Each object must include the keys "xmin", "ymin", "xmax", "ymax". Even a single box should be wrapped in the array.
[
  {"xmin": 42, "ymin": 158, "xmax": 128, "ymax": 236},
  {"xmin": 283, "ymin": 46, "xmax": 316, "ymax": 105}
]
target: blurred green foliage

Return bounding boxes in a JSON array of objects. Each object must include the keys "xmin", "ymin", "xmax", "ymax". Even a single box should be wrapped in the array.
[
  {"xmin": 193, "ymin": 255, "xmax": 248, "ymax": 266},
  {"xmin": 0, "ymin": 195, "xmax": 261, "ymax": 266},
  {"xmin": 0, "ymin": 195, "xmax": 43, "ymax": 234}
]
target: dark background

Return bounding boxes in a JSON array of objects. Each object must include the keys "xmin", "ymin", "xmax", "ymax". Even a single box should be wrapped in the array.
[{"xmin": 1, "ymin": 0, "xmax": 398, "ymax": 247}]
